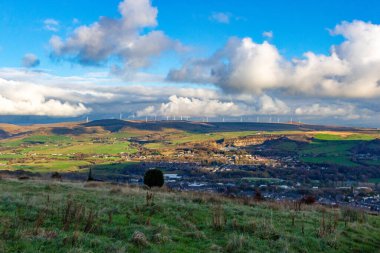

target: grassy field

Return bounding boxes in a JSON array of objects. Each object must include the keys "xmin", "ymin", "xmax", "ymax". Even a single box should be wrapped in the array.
[
  {"xmin": 0, "ymin": 179, "xmax": 379, "ymax": 253},
  {"xmin": 0, "ymin": 127, "xmax": 379, "ymax": 173},
  {"xmin": 0, "ymin": 132, "xmax": 139, "ymax": 173},
  {"xmin": 296, "ymin": 133, "xmax": 378, "ymax": 167}
]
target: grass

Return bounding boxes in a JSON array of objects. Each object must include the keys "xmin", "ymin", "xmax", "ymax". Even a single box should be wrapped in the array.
[
  {"xmin": 144, "ymin": 131, "xmax": 259, "ymax": 150},
  {"xmin": 31, "ymin": 142, "xmax": 137, "ymax": 155},
  {"xmin": 314, "ymin": 133, "xmax": 376, "ymax": 141},
  {"xmin": 11, "ymin": 160, "xmax": 91, "ymax": 173},
  {"xmin": 0, "ymin": 179, "xmax": 379, "ymax": 252},
  {"xmin": 296, "ymin": 133, "xmax": 375, "ymax": 168}
]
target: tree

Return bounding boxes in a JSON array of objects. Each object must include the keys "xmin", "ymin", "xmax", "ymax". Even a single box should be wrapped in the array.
[{"xmin": 144, "ymin": 169, "xmax": 164, "ymax": 188}]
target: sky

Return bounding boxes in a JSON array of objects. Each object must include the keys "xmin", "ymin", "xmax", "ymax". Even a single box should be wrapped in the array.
[{"xmin": 1, "ymin": 0, "xmax": 380, "ymax": 126}]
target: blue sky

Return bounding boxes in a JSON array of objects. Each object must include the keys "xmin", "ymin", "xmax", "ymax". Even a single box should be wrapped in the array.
[
  {"xmin": 0, "ymin": 0, "xmax": 380, "ymax": 126},
  {"xmin": 2, "ymin": 0, "xmax": 379, "ymax": 72}
]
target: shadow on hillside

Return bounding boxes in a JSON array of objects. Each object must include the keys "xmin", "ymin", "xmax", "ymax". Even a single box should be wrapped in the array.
[{"xmin": 79, "ymin": 119, "xmax": 365, "ymax": 134}]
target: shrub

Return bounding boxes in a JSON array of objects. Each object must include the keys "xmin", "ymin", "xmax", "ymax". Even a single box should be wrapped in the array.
[
  {"xmin": 144, "ymin": 169, "xmax": 164, "ymax": 188},
  {"xmin": 300, "ymin": 195, "xmax": 316, "ymax": 205},
  {"xmin": 51, "ymin": 172, "xmax": 62, "ymax": 180},
  {"xmin": 131, "ymin": 231, "xmax": 149, "ymax": 246}
]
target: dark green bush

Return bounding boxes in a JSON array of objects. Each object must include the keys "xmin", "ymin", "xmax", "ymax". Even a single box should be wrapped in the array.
[{"xmin": 144, "ymin": 169, "xmax": 164, "ymax": 188}]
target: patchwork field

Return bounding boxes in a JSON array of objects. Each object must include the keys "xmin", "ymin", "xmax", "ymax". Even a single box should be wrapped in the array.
[{"xmin": 0, "ymin": 120, "xmax": 378, "ymax": 177}]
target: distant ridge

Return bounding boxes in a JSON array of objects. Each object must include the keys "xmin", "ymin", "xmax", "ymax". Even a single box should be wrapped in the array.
[{"xmin": 0, "ymin": 118, "xmax": 376, "ymax": 140}]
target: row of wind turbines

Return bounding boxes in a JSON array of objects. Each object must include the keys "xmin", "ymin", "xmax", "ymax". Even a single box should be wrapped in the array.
[{"xmin": 85, "ymin": 114, "xmax": 302, "ymax": 124}]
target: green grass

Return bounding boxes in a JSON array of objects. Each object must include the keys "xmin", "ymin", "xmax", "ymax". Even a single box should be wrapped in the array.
[
  {"xmin": 0, "ymin": 179, "xmax": 379, "ymax": 252},
  {"xmin": 0, "ymin": 135, "xmax": 72, "ymax": 148},
  {"xmin": 11, "ymin": 160, "xmax": 90, "ymax": 173},
  {"xmin": 296, "ymin": 133, "xmax": 375, "ymax": 168},
  {"xmin": 30, "ymin": 142, "xmax": 137, "ymax": 155},
  {"xmin": 314, "ymin": 133, "xmax": 376, "ymax": 141},
  {"xmin": 144, "ymin": 131, "xmax": 258, "ymax": 150}
]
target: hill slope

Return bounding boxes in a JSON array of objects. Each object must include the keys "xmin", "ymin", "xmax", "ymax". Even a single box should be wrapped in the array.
[{"xmin": 0, "ymin": 179, "xmax": 379, "ymax": 253}]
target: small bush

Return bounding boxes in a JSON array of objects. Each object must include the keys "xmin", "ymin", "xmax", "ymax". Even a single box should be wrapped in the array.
[
  {"xmin": 144, "ymin": 169, "xmax": 164, "ymax": 188},
  {"xmin": 300, "ymin": 195, "xmax": 316, "ymax": 205},
  {"xmin": 131, "ymin": 231, "xmax": 149, "ymax": 246}
]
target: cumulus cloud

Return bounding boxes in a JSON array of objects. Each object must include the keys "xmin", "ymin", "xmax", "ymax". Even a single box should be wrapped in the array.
[
  {"xmin": 22, "ymin": 54, "xmax": 40, "ymax": 68},
  {"xmin": 44, "ymin": 18, "xmax": 60, "ymax": 32},
  {"xmin": 168, "ymin": 20, "xmax": 380, "ymax": 99},
  {"xmin": 0, "ymin": 78, "xmax": 90, "ymax": 117},
  {"xmin": 210, "ymin": 12, "xmax": 230, "ymax": 24},
  {"xmin": 137, "ymin": 95, "xmax": 249, "ymax": 117},
  {"xmin": 258, "ymin": 94, "xmax": 290, "ymax": 114},
  {"xmin": 136, "ymin": 94, "xmax": 290, "ymax": 117},
  {"xmin": 50, "ymin": 0, "xmax": 181, "ymax": 72},
  {"xmin": 0, "ymin": 68, "xmax": 377, "ymax": 125},
  {"xmin": 295, "ymin": 103, "xmax": 372, "ymax": 120},
  {"xmin": 168, "ymin": 37, "xmax": 287, "ymax": 94}
]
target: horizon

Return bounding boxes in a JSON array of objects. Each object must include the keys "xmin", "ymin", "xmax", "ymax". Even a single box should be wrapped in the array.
[
  {"xmin": 1, "ymin": 117, "xmax": 377, "ymax": 130},
  {"xmin": 1, "ymin": 0, "xmax": 380, "ymax": 127}
]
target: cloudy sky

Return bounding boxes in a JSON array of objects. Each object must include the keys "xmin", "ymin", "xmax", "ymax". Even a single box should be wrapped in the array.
[{"xmin": 1, "ymin": 0, "xmax": 380, "ymax": 126}]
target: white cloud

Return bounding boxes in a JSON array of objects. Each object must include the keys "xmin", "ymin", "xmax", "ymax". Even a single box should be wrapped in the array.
[
  {"xmin": 295, "ymin": 103, "xmax": 372, "ymax": 120},
  {"xmin": 44, "ymin": 18, "xmax": 60, "ymax": 32},
  {"xmin": 258, "ymin": 94, "xmax": 290, "ymax": 115},
  {"xmin": 0, "ymin": 68, "xmax": 377, "ymax": 125},
  {"xmin": 0, "ymin": 78, "xmax": 90, "ymax": 117},
  {"xmin": 210, "ymin": 12, "xmax": 230, "ymax": 24},
  {"xmin": 50, "ymin": 0, "xmax": 181, "ymax": 73},
  {"xmin": 262, "ymin": 31, "xmax": 273, "ymax": 39},
  {"xmin": 136, "ymin": 94, "xmax": 290, "ymax": 117},
  {"xmin": 22, "ymin": 54, "xmax": 40, "ymax": 68},
  {"xmin": 168, "ymin": 37, "xmax": 287, "ymax": 94},
  {"xmin": 137, "ymin": 95, "xmax": 249, "ymax": 117},
  {"xmin": 168, "ymin": 20, "xmax": 380, "ymax": 99}
]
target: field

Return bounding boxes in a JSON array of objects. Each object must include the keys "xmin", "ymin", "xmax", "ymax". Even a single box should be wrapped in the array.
[
  {"xmin": 0, "ymin": 120, "xmax": 379, "ymax": 177},
  {"xmin": 0, "ymin": 179, "xmax": 379, "ymax": 253},
  {"xmin": 261, "ymin": 132, "xmax": 380, "ymax": 168}
]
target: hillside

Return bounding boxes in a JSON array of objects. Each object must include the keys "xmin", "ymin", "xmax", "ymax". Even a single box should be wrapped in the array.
[
  {"xmin": 0, "ymin": 120, "xmax": 377, "ymax": 140},
  {"xmin": 0, "ymin": 178, "xmax": 379, "ymax": 253}
]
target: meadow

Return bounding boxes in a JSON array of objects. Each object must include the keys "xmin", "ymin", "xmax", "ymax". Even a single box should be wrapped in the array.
[{"xmin": 0, "ymin": 179, "xmax": 379, "ymax": 253}]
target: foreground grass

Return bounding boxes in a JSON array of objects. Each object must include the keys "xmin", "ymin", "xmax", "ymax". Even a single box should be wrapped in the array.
[{"xmin": 0, "ymin": 179, "xmax": 379, "ymax": 252}]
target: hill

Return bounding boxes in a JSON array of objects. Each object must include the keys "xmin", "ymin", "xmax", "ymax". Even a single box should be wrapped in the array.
[
  {"xmin": 0, "ymin": 178, "xmax": 379, "ymax": 253},
  {"xmin": 0, "ymin": 119, "xmax": 376, "ymax": 140}
]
